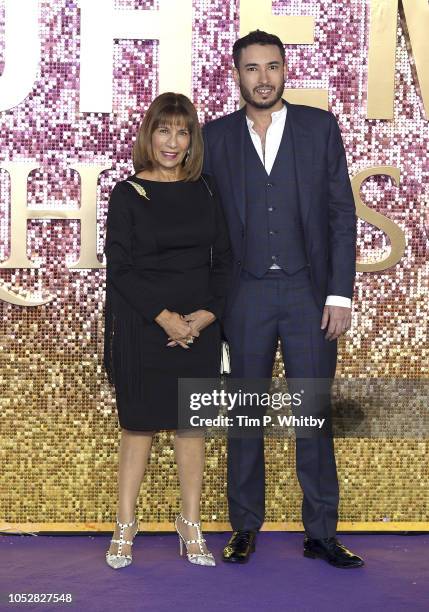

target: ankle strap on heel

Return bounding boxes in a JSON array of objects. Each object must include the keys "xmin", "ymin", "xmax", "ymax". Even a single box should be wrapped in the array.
[
  {"xmin": 176, "ymin": 513, "xmax": 206, "ymax": 546},
  {"xmin": 116, "ymin": 516, "xmax": 136, "ymax": 528},
  {"xmin": 177, "ymin": 513, "xmax": 200, "ymax": 528}
]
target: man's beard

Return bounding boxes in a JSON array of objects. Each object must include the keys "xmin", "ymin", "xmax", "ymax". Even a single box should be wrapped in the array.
[{"xmin": 240, "ymin": 81, "xmax": 284, "ymax": 109}]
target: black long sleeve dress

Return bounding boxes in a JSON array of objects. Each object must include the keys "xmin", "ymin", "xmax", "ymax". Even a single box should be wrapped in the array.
[{"xmin": 103, "ymin": 174, "xmax": 232, "ymax": 431}]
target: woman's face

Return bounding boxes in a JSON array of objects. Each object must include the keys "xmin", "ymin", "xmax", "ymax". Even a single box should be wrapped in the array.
[{"xmin": 151, "ymin": 122, "xmax": 191, "ymax": 172}]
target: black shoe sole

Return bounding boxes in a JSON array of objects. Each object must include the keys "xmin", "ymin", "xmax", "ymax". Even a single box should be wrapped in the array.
[{"xmin": 304, "ymin": 550, "xmax": 364, "ymax": 568}]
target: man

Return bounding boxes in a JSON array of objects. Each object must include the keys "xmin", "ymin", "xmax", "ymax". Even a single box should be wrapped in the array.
[{"xmin": 203, "ymin": 30, "xmax": 364, "ymax": 568}]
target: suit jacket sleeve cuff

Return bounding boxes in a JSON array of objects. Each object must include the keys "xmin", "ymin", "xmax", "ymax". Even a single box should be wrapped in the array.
[{"xmin": 325, "ymin": 295, "xmax": 352, "ymax": 308}]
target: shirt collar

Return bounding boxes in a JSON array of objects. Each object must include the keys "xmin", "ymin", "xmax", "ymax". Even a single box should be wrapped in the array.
[{"xmin": 245, "ymin": 102, "xmax": 287, "ymax": 130}]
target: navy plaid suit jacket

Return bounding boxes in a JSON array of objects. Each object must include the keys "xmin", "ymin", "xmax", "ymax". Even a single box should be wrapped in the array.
[{"xmin": 202, "ymin": 99, "xmax": 357, "ymax": 313}]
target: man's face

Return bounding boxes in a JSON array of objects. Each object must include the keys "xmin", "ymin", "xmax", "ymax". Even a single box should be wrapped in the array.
[{"xmin": 234, "ymin": 44, "xmax": 286, "ymax": 110}]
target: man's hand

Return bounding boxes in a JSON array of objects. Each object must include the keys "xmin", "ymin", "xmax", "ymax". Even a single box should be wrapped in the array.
[{"xmin": 321, "ymin": 305, "xmax": 351, "ymax": 341}]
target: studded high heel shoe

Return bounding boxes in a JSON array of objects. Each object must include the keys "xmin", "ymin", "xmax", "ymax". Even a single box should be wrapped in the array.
[
  {"xmin": 174, "ymin": 513, "xmax": 216, "ymax": 566},
  {"xmin": 105, "ymin": 516, "xmax": 139, "ymax": 569}
]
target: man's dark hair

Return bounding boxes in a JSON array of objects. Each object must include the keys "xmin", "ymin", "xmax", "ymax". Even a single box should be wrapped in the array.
[{"xmin": 232, "ymin": 30, "xmax": 285, "ymax": 69}]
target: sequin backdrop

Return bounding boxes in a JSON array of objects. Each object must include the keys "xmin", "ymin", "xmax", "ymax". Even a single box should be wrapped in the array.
[{"xmin": 1, "ymin": 1, "xmax": 428, "ymax": 528}]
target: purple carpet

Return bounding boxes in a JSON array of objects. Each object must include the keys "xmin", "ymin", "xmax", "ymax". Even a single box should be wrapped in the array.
[{"xmin": 2, "ymin": 533, "xmax": 428, "ymax": 611}]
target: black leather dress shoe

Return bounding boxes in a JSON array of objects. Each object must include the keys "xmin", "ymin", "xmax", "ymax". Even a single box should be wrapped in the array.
[
  {"xmin": 304, "ymin": 536, "xmax": 364, "ymax": 568},
  {"xmin": 222, "ymin": 530, "xmax": 256, "ymax": 563}
]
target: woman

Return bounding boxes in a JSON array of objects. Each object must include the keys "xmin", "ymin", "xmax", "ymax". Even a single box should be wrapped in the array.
[{"xmin": 103, "ymin": 92, "xmax": 231, "ymax": 569}]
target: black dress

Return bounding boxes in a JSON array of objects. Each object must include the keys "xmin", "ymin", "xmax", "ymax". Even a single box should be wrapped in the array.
[{"xmin": 103, "ymin": 174, "xmax": 232, "ymax": 431}]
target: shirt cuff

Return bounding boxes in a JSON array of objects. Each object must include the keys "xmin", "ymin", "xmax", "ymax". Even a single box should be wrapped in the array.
[{"xmin": 325, "ymin": 295, "xmax": 352, "ymax": 308}]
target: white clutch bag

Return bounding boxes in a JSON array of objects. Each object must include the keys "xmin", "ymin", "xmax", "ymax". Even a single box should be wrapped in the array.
[{"xmin": 220, "ymin": 340, "xmax": 231, "ymax": 375}]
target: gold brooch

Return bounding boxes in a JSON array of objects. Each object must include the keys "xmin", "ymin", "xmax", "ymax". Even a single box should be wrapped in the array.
[{"xmin": 126, "ymin": 180, "xmax": 150, "ymax": 200}]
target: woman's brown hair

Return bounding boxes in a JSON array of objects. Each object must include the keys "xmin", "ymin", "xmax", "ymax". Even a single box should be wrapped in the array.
[{"xmin": 132, "ymin": 92, "xmax": 203, "ymax": 182}]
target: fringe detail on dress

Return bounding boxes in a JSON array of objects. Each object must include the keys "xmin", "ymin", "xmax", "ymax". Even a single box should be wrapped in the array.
[
  {"xmin": 103, "ymin": 282, "xmax": 146, "ymax": 401},
  {"xmin": 103, "ymin": 282, "xmax": 116, "ymax": 386}
]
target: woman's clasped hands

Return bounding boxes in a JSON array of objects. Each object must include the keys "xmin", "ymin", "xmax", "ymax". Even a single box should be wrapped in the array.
[{"xmin": 155, "ymin": 309, "xmax": 216, "ymax": 349}]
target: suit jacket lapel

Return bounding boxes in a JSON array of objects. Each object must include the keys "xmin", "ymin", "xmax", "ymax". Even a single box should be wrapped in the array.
[
  {"xmin": 225, "ymin": 108, "xmax": 247, "ymax": 224},
  {"xmin": 284, "ymin": 100, "xmax": 313, "ymax": 228}
]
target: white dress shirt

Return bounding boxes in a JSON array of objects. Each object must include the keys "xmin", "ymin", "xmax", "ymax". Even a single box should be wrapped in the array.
[{"xmin": 245, "ymin": 105, "xmax": 351, "ymax": 309}]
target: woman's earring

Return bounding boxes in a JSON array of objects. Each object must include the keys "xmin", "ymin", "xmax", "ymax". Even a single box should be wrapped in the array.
[{"xmin": 184, "ymin": 150, "xmax": 190, "ymax": 163}]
